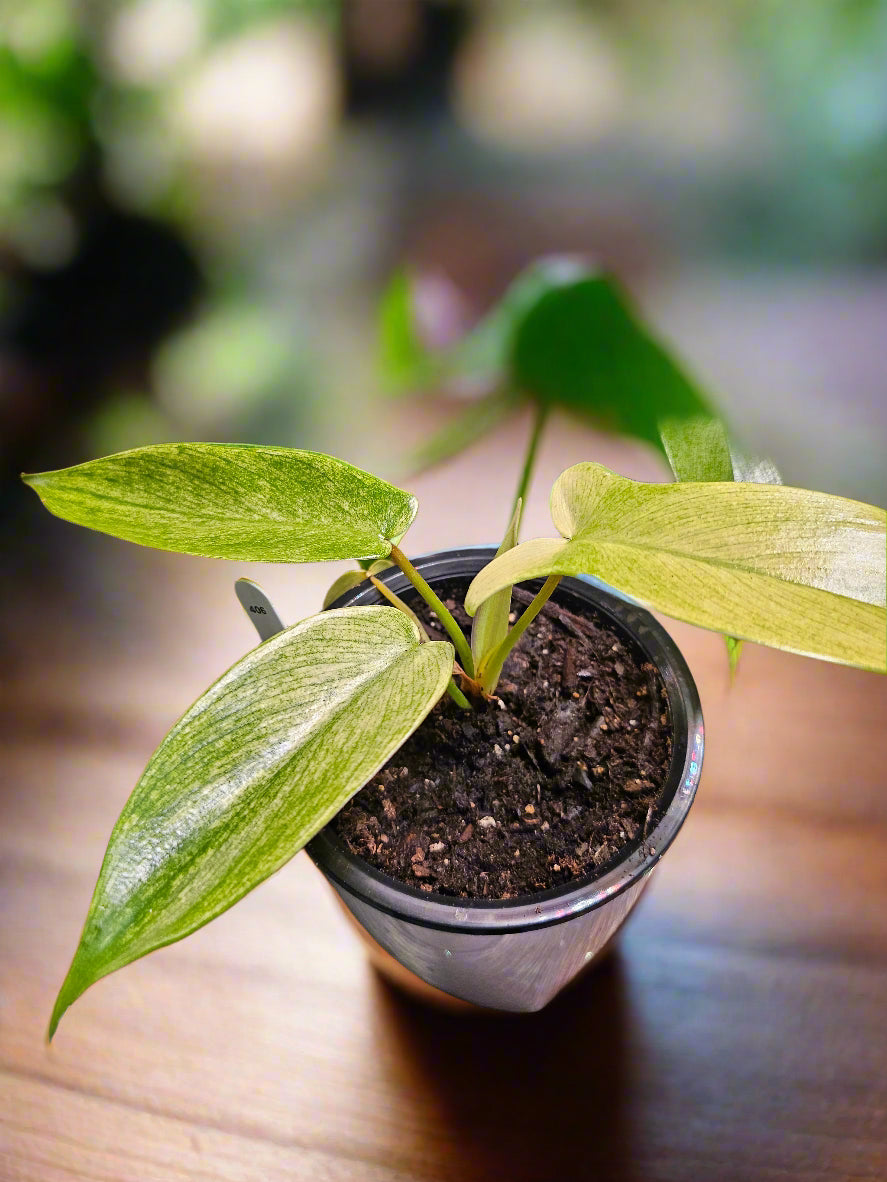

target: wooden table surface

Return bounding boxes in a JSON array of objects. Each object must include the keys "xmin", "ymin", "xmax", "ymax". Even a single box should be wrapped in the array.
[{"xmin": 2, "ymin": 418, "xmax": 886, "ymax": 1182}]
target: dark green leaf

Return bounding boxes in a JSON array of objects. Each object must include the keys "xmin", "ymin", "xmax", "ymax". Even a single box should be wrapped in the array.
[
  {"xmin": 382, "ymin": 258, "xmax": 723, "ymax": 463},
  {"xmin": 378, "ymin": 257, "xmax": 591, "ymax": 398},
  {"xmin": 509, "ymin": 271, "xmax": 712, "ymax": 451}
]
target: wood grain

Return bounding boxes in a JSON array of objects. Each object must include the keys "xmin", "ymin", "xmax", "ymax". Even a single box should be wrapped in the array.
[{"xmin": 3, "ymin": 417, "xmax": 886, "ymax": 1182}]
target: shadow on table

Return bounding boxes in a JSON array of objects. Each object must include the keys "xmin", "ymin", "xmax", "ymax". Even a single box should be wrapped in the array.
[{"xmin": 374, "ymin": 949, "xmax": 639, "ymax": 1182}]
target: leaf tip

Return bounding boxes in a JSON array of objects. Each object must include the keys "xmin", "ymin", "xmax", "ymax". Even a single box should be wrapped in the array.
[
  {"xmin": 46, "ymin": 1006, "xmax": 63, "ymax": 1044},
  {"xmin": 47, "ymin": 934, "xmax": 110, "ymax": 1042},
  {"xmin": 46, "ymin": 965, "xmax": 85, "ymax": 1043},
  {"xmin": 21, "ymin": 470, "xmax": 43, "ymax": 491}
]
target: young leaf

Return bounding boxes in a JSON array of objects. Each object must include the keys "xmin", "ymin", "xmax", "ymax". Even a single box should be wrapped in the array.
[
  {"xmin": 465, "ymin": 463, "xmax": 887, "ymax": 673},
  {"xmin": 23, "ymin": 444, "xmax": 418, "ymax": 562},
  {"xmin": 356, "ymin": 556, "xmax": 396, "ymax": 571},
  {"xmin": 336, "ymin": 559, "xmax": 432, "ymax": 640},
  {"xmin": 477, "ymin": 574, "xmax": 561, "ymax": 696},
  {"xmin": 322, "ymin": 560, "xmax": 395, "ymax": 610},
  {"xmin": 49, "ymin": 607, "xmax": 454, "ymax": 1038},
  {"xmin": 472, "ymin": 497, "xmax": 523, "ymax": 673},
  {"xmin": 322, "ymin": 570, "xmax": 369, "ymax": 609}
]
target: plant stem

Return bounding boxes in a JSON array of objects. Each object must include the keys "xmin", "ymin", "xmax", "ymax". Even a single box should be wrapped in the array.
[
  {"xmin": 389, "ymin": 545, "xmax": 476, "ymax": 678},
  {"xmin": 479, "ymin": 574, "xmax": 561, "ymax": 694},
  {"xmin": 368, "ymin": 575, "xmax": 430, "ymax": 641},
  {"xmin": 446, "ymin": 679, "xmax": 472, "ymax": 709},
  {"xmin": 367, "ymin": 569, "xmax": 469, "ymax": 708},
  {"xmin": 511, "ymin": 402, "xmax": 548, "ymax": 528}
]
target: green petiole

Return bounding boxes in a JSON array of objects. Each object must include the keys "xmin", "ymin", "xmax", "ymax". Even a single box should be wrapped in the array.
[
  {"xmin": 389, "ymin": 545, "xmax": 476, "ymax": 678},
  {"xmin": 446, "ymin": 679, "xmax": 472, "ymax": 709},
  {"xmin": 511, "ymin": 401, "xmax": 548, "ymax": 524},
  {"xmin": 368, "ymin": 574, "xmax": 430, "ymax": 641},
  {"xmin": 478, "ymin": 574, "xmax": 561, "ymax": 694}
]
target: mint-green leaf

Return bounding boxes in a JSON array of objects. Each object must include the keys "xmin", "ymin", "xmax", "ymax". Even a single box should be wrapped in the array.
[
  {"xmin": 472, "ymin": 497, "xmax": 522, "ymax": 676},
  {"xmin": 49, "ymin": 607, "xmax": 453, "ymax": 1037},
  {"xmin": 465, "ymin": 463, "xmax": 886, "ymax": 673},
  {"xmin": 23, "ymin": 444, "xmax": 418, "ymax": 562}
]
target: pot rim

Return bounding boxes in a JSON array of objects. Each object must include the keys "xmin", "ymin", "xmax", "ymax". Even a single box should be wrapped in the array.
[{"xmin": 306, "ymin": 546, "xmax": 704, "ymax": 935}]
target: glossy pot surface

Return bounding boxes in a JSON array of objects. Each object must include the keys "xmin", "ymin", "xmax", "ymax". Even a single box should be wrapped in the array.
[{"xmin": 307, "ymin": 548, "xmax": 704, "ymax": 1012}]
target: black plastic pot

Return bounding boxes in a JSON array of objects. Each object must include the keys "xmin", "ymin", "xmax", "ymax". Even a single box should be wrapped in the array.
[{"xmin": 307, "ymin": 548, "xmax": 704, "ymax": 1013}]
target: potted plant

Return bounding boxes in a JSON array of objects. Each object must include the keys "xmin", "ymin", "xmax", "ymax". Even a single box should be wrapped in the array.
[
  {"xmin": 305, "ymin": 542, "xmax": 704, "ymax": 1013},
  {"xmin": 24, "ymin": 263, "xmax": 886, "ymax": 1035}
]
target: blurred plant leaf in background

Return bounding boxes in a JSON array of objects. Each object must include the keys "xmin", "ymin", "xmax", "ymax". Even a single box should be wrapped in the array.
[
  {"xmin": 508, "ymin": 262, "xmax": 711, "ymax": 451},
  {"xmin": 408, "ymin": 386, "xmax": 517, "ymax": 475},
  {"xmin": 380, "ymin": 256, "xmax": 724, "ymax": 471},
  {"xmin": 0, "ymin": 25, "xmax": 96, "ymax": 218},
  {"xmin": 382, "ymin": 256, "xmax": 786, "ymax": 670}
]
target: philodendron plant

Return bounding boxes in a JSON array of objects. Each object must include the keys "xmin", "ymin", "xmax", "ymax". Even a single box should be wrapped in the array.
[{"xmin": 24, "ymin": 275, "xmax": 887, "ymax": 1039}]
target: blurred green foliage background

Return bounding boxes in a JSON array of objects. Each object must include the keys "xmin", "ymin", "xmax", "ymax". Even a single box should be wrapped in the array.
[{"xmin": 2, "ymin": 0, "xmax": 886, "ymax": 509}]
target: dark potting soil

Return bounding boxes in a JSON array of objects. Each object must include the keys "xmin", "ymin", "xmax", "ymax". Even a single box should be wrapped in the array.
[{"xmin": 332, "ymin": 581, "xmax": 673, "ymax": 900}]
